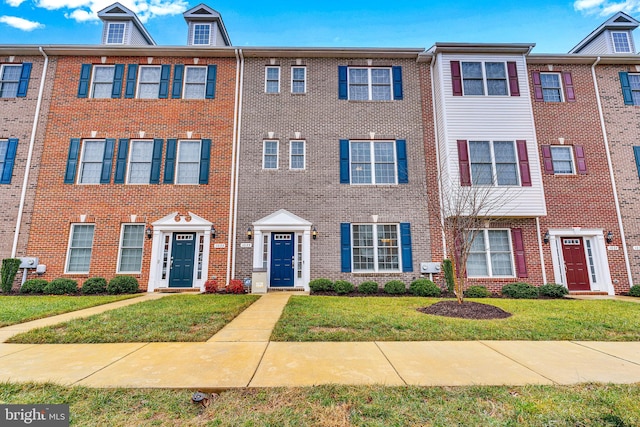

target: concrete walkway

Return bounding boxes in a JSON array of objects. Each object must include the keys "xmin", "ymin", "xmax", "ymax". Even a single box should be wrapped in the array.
[{"xmin": 0, "ymin": 293, "xmax": 639, "ymax": 389}]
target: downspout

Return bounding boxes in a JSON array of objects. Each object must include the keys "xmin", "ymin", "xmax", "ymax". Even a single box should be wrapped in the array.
[
  {"xmin": 226, "ymin": 49, "xmax": 243, "ymax": 285},
  {"xmin": 535, "ymin": 217, "xmax": 547, "ymax": 284},
  {"xmin": 591, "ymin": 56, "xmax": 634, "ymax": 290},
  {"xmin": 230, "ymin": 49, "xmax": 244, "ymax": 280},
  {"xmin": 11, "ymin": 47, "xmax": 48, "ymax": 258},
  {"xmin": 430, "ymin": 53, "xmax": 448, "ymax": 258}
]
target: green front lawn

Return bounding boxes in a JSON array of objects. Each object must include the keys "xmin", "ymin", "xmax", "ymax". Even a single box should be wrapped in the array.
[
  {"xmin": 7, "ymin": 294, "xmax": 259, "ymax": 343},
  {"xmin": 1, "ymin": 383, "xmax": 639, "ymax": 426},
  {"xmin": 0, "ymin": 295, "xmax": 137, "ymax": 327},
  {"xmin": 272, "ymin": 296, "xmax": 640, "ymax": 341}
]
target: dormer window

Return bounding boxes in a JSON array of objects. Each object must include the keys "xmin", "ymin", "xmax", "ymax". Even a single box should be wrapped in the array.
[
  {"xmin": 612, "ymin": 32, "xmax": 631, "ymax": 53},
  {"xmin": 193, "ymin": 24, "xmax": 211, "ymax": 45},
  {"xmin": 106, "ymin": 22, "xmax": 126, "ymax": 44}
]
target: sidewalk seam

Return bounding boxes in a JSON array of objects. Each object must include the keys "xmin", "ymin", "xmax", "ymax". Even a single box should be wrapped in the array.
[
  {"xmin": 374, "ymin": 341, "xmax": 407, "ymax": 386},
  {"xmin": 72, "ymin": 343, "xmax": 151, "ymax": 385},
  {"xmin": 478, "ymin": 341, "xmax": 559, "ymax": 385},
  {"xmin": 571, "ymin": 341, "xmax": 640, "ymax": 366}
]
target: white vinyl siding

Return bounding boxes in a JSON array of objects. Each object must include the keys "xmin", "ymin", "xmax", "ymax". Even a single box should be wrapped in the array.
[
  {"xmin": 78, "ymin": 140, "xmax": 105, "ymax": 184},
  {"xmin": 127, "ymin": 140, "xmax": 153, "ymax": 184},
  {"xmin": 118, "ymin": 224, "xmax": 144, "ymax": 273},
  {"xmin": 66, "ymin": 224, "xmax": 95, "ymax": 273},
  {"xmin": 467, "ymin": 229, "xmax": 514, "ymax": 277},
  {"xmin": 176, "ymin": 140, "xmax": 201, "ymax": 184}
]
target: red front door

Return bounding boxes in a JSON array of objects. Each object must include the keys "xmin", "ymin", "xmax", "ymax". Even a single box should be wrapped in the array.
[{"xmin": 561, "ymin": 237, "xmax": 590, "ymax": 291}]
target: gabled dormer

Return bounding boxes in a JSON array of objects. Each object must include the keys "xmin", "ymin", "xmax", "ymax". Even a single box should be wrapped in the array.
[
  {"xmin": 569, "ymin": 11, "xmax": 639, "ymax": 54},
  {"xmin": 97, "ymin": 2, "xmax": 156, "ymax": 46},
  {"xmin": 184, "ymin": 4, "xmax": 231, "ymax": 46}
]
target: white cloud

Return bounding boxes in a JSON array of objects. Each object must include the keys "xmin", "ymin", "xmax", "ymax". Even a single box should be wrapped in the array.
[
  {"xmin": 0, "ymin": 15, "xmax": 44, "ymax": 31},
  {"xmin": 574, "ymin": 0, "xmax": 640, "ymax": 15},
  {"xmin": 34, "ymin": 0, "xmax": 188, "ymax": 23},
  {"xmin": 5, "ymin": 0, "xmax": 28, "ymax": 7}
]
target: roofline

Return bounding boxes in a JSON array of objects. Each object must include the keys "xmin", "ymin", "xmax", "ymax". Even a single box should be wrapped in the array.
[
  {"xmin": 528, "ymin": 53, "xmax": 640, "ymax": 65},
  {"xmin": 428, "ymin": 42, "xmax": 535, "ymax": 54},
  {"xmin": 97, "ymin": 2, "xmax": 156, "ymax": 46}
]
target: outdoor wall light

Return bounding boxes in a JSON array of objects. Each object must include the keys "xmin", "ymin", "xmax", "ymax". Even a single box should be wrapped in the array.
[
  {"xmin": 543, "ymin": 231, "xmax": 550, "ymax": 244},
  {"xmin": 146, "ymin": 226, "xmax": 153, "ymax": 240},
  {"xmin": 247, "ymin": 226, "xmax": 253, "ymax": 240},
  {"xmin": 210, "ymin": 225, "xmax": 216, "ymax": 239},
  {"xmin": 312, "ymin": 226, "xmax": 318, "ymax": 240},
  {"xmin": 606, "ymin": 231, "xmax": 614, "ymax": 243}
]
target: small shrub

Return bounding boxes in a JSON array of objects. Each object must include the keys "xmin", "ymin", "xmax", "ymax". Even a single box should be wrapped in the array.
[
  {"xmin": 384, "ymin": 280, "xmax": 406, "ymax": 295},
  {"xmin": 20, "ymin": 279, "xmax": 48, "ymax": 294},
  {"xmin": 539, "ymin": 283, "xmax": 569, "ymax": 298},
  {"xmin": 442, "ymin": 259, "xmax": 455, "ymax": 293},
  {"xmin": 204, "ymin": 279, "xmax": 218, "ymax": 294},
  {"xmin": 226, "ymin": 279, "xmax": 245, "ymax": 294},
  {"xmin": 464, "ymin": 285, "xmax": 491, "ymax": 298},
  {"xmin": 1, "ymin": 258, "xmax": 21, "ymax": 293},
  {"xmin": 358, "ymin": 281, "xmax": 379, "ymax": 294},
  {"xmin": 82, "ymin": 277, "xmax": 107, "ymax": 294},
  {"xmin": 501, "ymin": 282, "xmax": 539, "ymax": 299},
  {"xmin": 629, "ymin": 285, "xmax": 640, "ymax": 297},
  {"xmin": 44, "ymin": 278, "xmax": 78, "ymax": 295},
  {"xmin": 409, "ymin": 279, "xmax": 441, "ymax": 297},
  {"xmin": 334, "ymin": 280, "xmax": 354, "ymax": 295},
  {"xmin": 107, "ymin": 276, "xmax": 139, "ymax": 294},
  {"xmin": 309, "ymin": 278, "xmax": 334, "ymax": 292}
]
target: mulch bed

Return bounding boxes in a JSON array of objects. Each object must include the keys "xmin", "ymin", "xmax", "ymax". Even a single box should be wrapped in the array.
[{"xmin": 417, "ymin": 301, "xmax": 512, "ymax": 320}]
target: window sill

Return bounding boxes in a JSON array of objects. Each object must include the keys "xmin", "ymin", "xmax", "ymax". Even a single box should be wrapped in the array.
[
  {"xmin": 351, "ymin": 272, "xmax": 403, "ymax": 276},
  {"xmin": 290, "ymin": 92, "xmax": 306, "ymax": 96},
  {"xmin": 346, "ymin": 99, "xmax": 395, "ymax": 103}
]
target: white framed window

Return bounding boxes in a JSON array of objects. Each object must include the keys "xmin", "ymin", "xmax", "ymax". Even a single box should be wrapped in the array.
[
  {"xmin": 265, "ymin": 67, "xmax": 280, "ymax": 93},
  {"xmin": 348, "ymin": 67, "xmax": 392, "ymax": 100},
  {"xmin": 289, "ymin": 140, "xmax": 305, "ymax": 170},
  {"xmin": 352, "ymin": 224, "xmax": 400, "ymax": 272},
  {"xmin": 91, "ymin": 65, "xmax": 115, "ymax": 98},
  {"xmin": 550, "ymin": 146, "xmax": 575, "ymax": 174},
  {"xmin": 66, "ymin": 224, "xmax": 95, "ymax": 274},
  {"xmin": 350, "ymin": 140, "xmax": 397, "ymax": 184},
  {"xmin": 612, "ymin": 32, "xmax": 631, "ymax": 53},
  {"xmin": 462, "ymin": 62, "xmax": 508, "ymax": 96},
  {"xmin": 183, "ymin": 66, "xmax": 207, "ymax": 99},
  {"xmin": 127, "ymin": 140, "xmax": 153, "ymax": 184},
  {"xmin": 0, "ymin": 64, "xmax": 21, "ymax": 98},
  {"xmin": 540, "ymin": 73, "xmax": 563, "ymax": 102},
  {"xmin": 106, "ymin": 22, "xmax": 126, "ymax": 44},
  {"xmin": 263, "ymin": 140, "xmax": 279, "ymax": 169},
  {"xmin": 197, "ymin": 235, "xmax": 205, "ymax": 280},
  {"xmin": 291, "ymin": 66, "xmax": 306, "ymax": 93},
  {"xmin": 193, "ymin": 23, "xmax": 211, "ymax": 45},
  {"xmin": 0, "ymin": 140, "xmax": 7, "ymax": 173},
  {"xmin": 628, "ymin": 73, "xmax": 640, "ymax": 105},
  {"xmin": 262, "ymin": 233, "xmax": 269, "ymax": 269},
  {"xmin": 467, "ymin": 229, "xmax": 514, "ymax": 277},
  {"xmin": 469, "ymin": 140, "xmax": 519, "ymax": 186},
  {"xmin": 78, "ymin": 140, "xmax": 106, "ymax": 184},
  {"xmin": 117, "ymin": 224, "xmax": 144, "ymax": 273},
  {"xmin": 176, "ymin": 140, "xmax": 201, "ymax": 184},
  {"xmin": 137, "ymin": 66, "xmax": 161, "ymax": 99}
]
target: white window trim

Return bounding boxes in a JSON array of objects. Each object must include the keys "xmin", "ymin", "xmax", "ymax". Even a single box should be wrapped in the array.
[
  {"xmin": 0, "ymin": 140, "xmax": 8, "ymax": 171},
  {"xmin": 349, "ymin": 140, "xmax": 398, "ymax": 185},
  {"xmin": 262, "ymin": 140, "xmax": 279, "ymax": 169},
  {"xmin": 182, "ymin": 66, "xmax": 207, "ymax": 100},
  {"xmin": 136, "ymin": 65, "xmax": 162, "ymax": 99},
  {"xmin": 90, "ymin": 65, "xmax": 115, "ymax": 99},
  {"xmin": 65, "ymin": 223, "xmax": 95, "ymax": 274},
  {"xmin": 467, "ymin": 228, "xmax": 516, "ymax": 278},
  {"xmin": 265, "ymin": 66, "xmax": 281, "ymax": 93},
  {"xmin": 291, "ymin": 66, "xmax": 306, "ymax": 94},
  {"xmin": 106, "ymin": 22, "xmax": 127, "ymax": 45},
  {"xmin": 347, "ymin": 67, "xmax": 393, "ymax": 101},
  {"xmin": 117, "ymin": 223, "xmax": 145, "ymax": 273},
  {"xmin": 540, "ymin": 72, "xmax": 564, "ymax": 102},
  {"xmin": 77, "ymin": 139, "xmax": 105, "ymax": 185},
  {"xmin": 0, "ymin": 64, "xmax": 21, "ymax": 98},
  {"xmin": 126, "ymin": 139, "xmax": 153, "ymax": 184},
  {"xmin": 468, "ymin": 140, "xmax": 521, "ymax": 187},
  {"xmin": 461, "ymin": 61, "xmax": 509, "ymax": 97},
  {"xmin": 289, "ymin": 140, "xmax": 305, "ymax": 170},
  {"xmin": 611, "ymin": 31, "xmax": 632, "ymax": 53},
  {"xmin": 175, "ymin": 139, "xmax": 202, "ymax": 185},
  {"xmin": 550, "ymin": 145, "xmax": 576, "ymax": 175},
  {"xmin": 192, "ymin": 23, "xmax": 212, "ymax": 45},
  {"xmin": 351, "ymin": 223, "xmax": 402, "ymax": 273}
]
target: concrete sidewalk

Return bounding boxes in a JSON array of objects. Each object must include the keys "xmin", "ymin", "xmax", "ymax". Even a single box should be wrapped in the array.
[{"xmin": 0, "ymin": 293, "xmax": 639, "ymax": 389}]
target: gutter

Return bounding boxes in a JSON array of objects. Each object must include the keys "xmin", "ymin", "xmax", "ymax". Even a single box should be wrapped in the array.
[
  {"xmin": 230, "ymin": 48, "xmax": 244, "ymax": 281},
  {"xmin": 11, "ymin": 47, "xmax": 48, "ymax": 258},
  {"xmin": 591, "ymin": 56, "xmax": 634, "ymax": 292}
]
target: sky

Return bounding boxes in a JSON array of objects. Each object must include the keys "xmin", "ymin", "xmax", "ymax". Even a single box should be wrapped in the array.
[{"xmin": 1, "ymin": 1, "xmax": 640, "ymax": 53}]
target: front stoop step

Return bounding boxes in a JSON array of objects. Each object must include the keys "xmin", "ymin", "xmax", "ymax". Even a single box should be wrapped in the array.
[
  {"xmin": 154, "ymin": 288, "xmax": 201, "ymax": 293},
  {"xmin": 568, "ymin": 291, "xmax": 609, "ymax": 296}
]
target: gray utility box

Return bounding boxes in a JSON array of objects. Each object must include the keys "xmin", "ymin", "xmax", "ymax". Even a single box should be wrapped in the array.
[
  {"xmin": 251, "ymin": 269, "xmax": 268, "ymax": 294},
  {"xmin": 420, "ymin": 262, "xmax": 441, "ymax": 274},
  {"xmin": 19, "ymin": 257, "xmax": 38, "ymax": 269}
]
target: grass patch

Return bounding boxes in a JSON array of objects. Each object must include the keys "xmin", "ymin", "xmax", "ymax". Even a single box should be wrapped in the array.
[
  {"xmin": 7, "ymin": 294, "xmax": 259, "ymax": 343},
  {"xmin": 0, "ymin": 295, "xmax": 136, "ymax": 327},
  {"xmin": 1, "ymin": 382, "xmax": 639, "ymax": 426},
  {"xmin": 272, "ymin": 296, "xmax": 640, "ymax": 341}
]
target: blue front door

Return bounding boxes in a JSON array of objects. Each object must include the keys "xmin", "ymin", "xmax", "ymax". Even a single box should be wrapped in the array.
[
  {"xmin": 169, "ymin": 233, "xmax": 196, "ymax": 288},
  {"xmin": 270, "ymin": 233, "xmax": 294, "ymax": 287}
]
